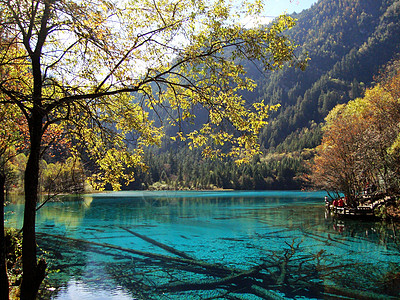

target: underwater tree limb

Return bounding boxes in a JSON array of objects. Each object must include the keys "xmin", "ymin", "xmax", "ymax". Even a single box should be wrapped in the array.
[
  {"xmin": 119, "ymin": 226, "xmax": 194, "ymax": 260},
  {"xmin": 159, "ymin": 265, "xmax": 262, "ymax": 292},
  {"xmin": 249, "ymin": 284, "xmax": 288, "ymax": 300}
]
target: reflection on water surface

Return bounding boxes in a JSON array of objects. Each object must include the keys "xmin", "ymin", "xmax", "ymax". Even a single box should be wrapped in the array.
[{"xmin": 5, "ymin": 191, "xmax": 400, "ymax": 299}]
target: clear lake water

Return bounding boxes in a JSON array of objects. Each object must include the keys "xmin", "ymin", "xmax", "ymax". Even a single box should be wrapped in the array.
[{"xmin": 5, "ymin": 190, "xmax": 400, "ymax": 299}]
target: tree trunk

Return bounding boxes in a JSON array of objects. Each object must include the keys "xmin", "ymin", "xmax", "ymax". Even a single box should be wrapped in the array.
[
  {"xmin": 0, "ymin": 173, "xmax": 9, "ymax": 300},
  {"xmin": 20, "ymin": 113, "xmax": 47, "ymax": 300}
]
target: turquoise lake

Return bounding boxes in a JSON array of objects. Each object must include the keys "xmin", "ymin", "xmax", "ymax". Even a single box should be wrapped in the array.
[{"xmin": 4, "ymin": 191, "xmax": 400, "ymax": 299}]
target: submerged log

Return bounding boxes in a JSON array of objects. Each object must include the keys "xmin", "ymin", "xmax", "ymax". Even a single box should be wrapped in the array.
[
  {"xmin": 159, "ymin": 265, "xmax": 262, "ymax": 292},
  {"xmin": 250, "ymin": 284, "xmax": 287, "ymax": 300},
  {"xmin": 119, "ymin": 226, "xmax": 194, "ymax": 260}
]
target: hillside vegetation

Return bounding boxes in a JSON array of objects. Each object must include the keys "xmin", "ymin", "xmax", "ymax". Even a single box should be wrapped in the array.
[{"xmin": 257, "ymin": 0, "xmax": 400, "ymax": 150}]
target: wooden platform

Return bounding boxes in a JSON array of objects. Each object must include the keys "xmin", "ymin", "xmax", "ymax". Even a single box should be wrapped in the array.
[
  {"xmin": 327, "ymin": 205, "xmax": 376, "ymax": 219},
  {"xmin": 325, "ymin": 195, "xmax": 397, "ymax": 220}
]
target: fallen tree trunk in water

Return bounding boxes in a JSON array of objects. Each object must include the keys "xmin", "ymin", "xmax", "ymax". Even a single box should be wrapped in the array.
[{"xmin": 119, "ymin": 226, "xmax": 195, "ymax": 260}]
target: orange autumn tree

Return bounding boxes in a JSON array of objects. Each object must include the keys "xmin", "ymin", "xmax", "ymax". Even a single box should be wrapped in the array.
[
  {"xmin": 312, "ymin": 61, "xmax": 400, "ymax": 204},
  {"xmin": 311, "ymin": 101, "xmax": 368, "ymax": 204}
]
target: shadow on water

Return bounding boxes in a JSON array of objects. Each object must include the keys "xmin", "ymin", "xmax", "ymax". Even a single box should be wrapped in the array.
[{"xmin": 5, "ymin": 191, "xmax": 400, "ymax": 299}]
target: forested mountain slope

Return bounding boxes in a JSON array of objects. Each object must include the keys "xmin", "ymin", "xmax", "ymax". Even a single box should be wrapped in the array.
[
  {"xmin": 257, "ymin": 0, "xmax": 400, "ymax": 151},
  {"xmin": 135, "ymin": 0, "xmax": 400, "ymax": 190}
]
